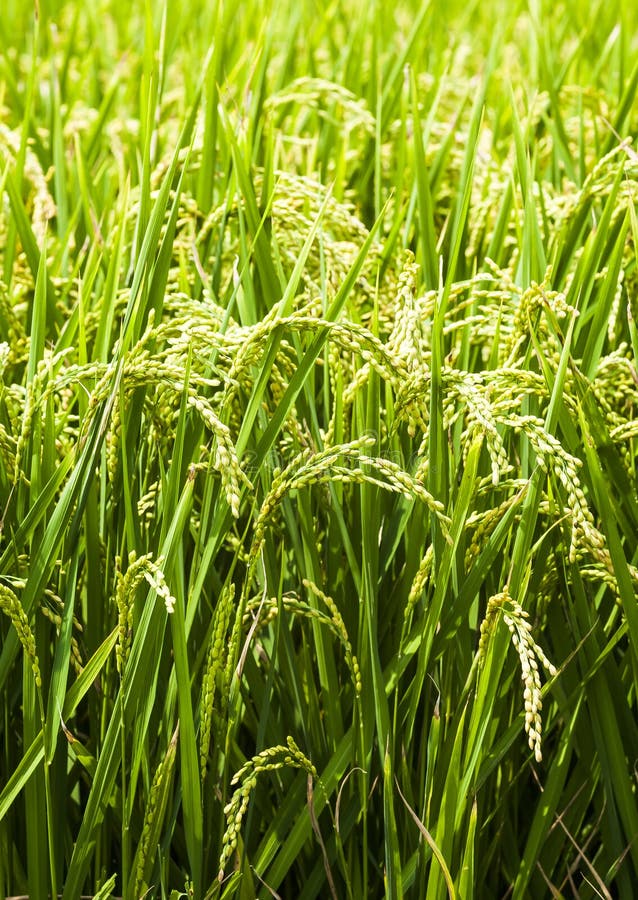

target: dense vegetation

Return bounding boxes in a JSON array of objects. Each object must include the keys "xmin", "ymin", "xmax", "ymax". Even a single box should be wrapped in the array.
[{"xmin": 1, "ymin": 0, "xmax": 638, "ymax": 897}]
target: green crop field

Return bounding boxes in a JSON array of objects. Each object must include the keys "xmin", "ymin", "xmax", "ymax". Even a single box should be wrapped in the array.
[{"xmin": 1, "ymin": 0, "xmax": 638, "ymax": 897}]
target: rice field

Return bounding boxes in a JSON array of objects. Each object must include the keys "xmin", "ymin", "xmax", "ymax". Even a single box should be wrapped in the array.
[{"xmin": 1, "ymin": 0, "xmax": 638, "ymax": 897}]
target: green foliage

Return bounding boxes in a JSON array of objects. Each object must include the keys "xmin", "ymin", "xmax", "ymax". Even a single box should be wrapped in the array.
[{"xmin": 1, "ymin": 1, "xmax": 638, "ymax": 897}]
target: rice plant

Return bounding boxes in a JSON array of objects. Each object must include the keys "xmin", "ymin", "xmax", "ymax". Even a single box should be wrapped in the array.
[{"xmin": 1, "ymin": 1, "xmax": 638, "ymax": 898}]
